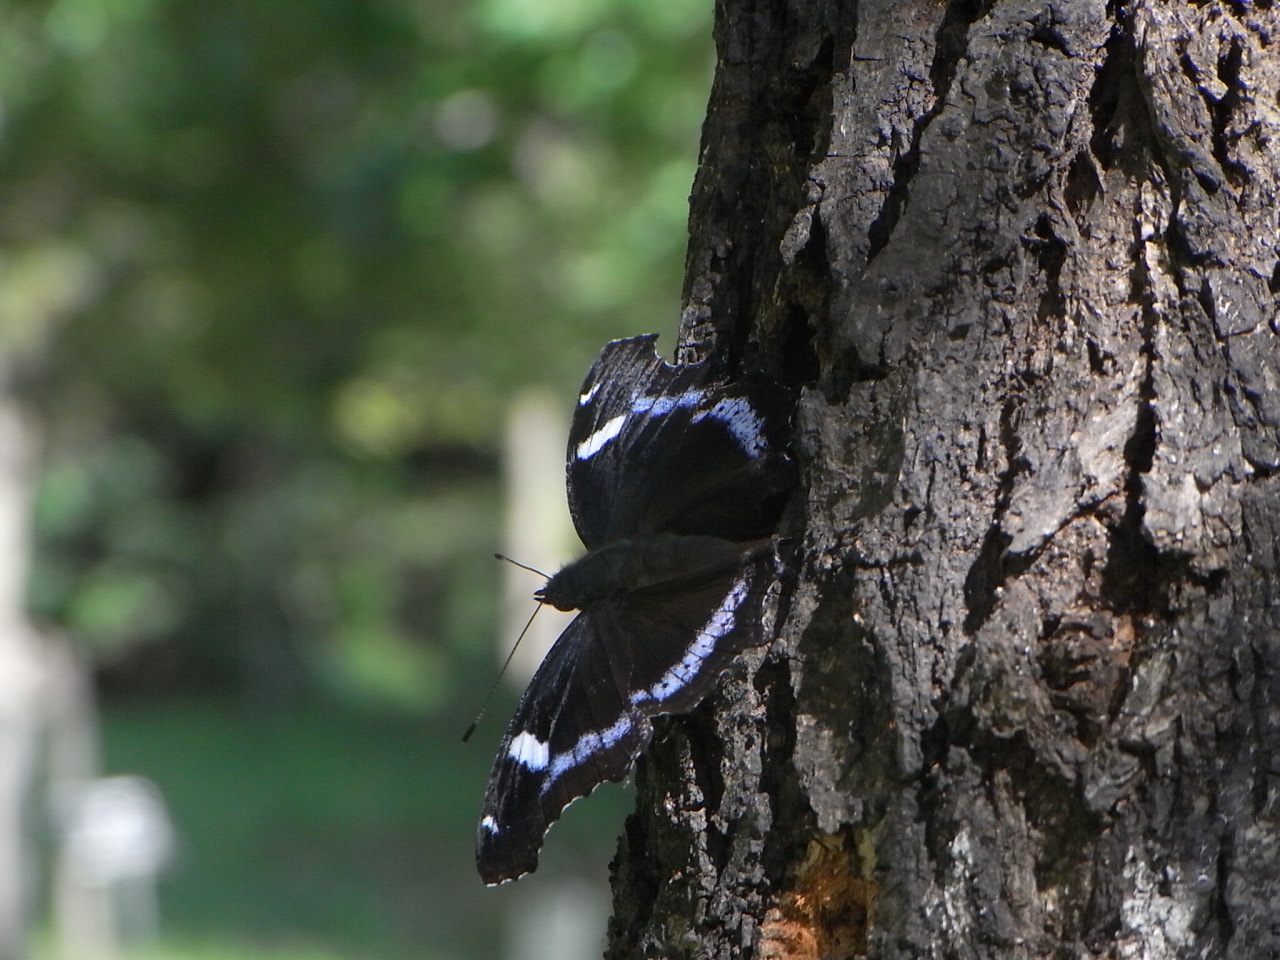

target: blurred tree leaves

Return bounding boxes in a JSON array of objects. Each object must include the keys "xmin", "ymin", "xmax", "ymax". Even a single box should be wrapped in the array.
[{"xmin": 1, "ymin": 0, "xmax": 713, "ymax": 704}]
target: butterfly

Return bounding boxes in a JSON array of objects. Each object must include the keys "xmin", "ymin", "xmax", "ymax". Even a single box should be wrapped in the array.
[{"xmin": 476, "ymin": 334, "xmax": 795, "ymax": 884}]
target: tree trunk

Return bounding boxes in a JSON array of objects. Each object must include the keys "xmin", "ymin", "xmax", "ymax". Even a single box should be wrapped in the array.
[{"xmin": 608, "ymin": 2, "xmax": 1280, "ymax": 958}]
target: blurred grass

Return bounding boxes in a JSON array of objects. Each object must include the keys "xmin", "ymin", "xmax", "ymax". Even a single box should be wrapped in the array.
[
  {"xmin": 109, "ymin": 943, "xmax": 356, "ymax": 960},
  {"xmin": 93, "ymin": 693, "xmax": 631, "ymax": 960},
  {"xmin": 100, "ymin": 696, "xmax": 497, "ymax": 960}
]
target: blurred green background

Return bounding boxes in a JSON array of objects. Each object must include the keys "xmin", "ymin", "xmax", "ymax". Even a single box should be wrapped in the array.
[{"xmin": 0, "ymin": 0, "xmax": 714, "ymax": 956}]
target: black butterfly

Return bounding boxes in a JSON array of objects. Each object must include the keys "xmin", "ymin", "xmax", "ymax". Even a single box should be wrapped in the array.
[{"xmin": 476, "ymin": 334, "xmax": 794, "ymax": 885}]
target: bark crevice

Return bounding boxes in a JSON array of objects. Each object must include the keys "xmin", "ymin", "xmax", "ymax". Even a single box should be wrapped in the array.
[{"xmin": 866, "ymin": 0, "xmax": 988, "ymax": 261}]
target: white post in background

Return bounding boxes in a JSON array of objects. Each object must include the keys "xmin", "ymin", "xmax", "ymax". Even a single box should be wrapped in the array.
[
  {"xmin": 40, "ymin": 633, "xmax": 114, "ymax": 960},
  {"xmin": 501, "ymin": 387, "xmax": 577, "ymax": 686},
  {"xmin": 500, "ymin": 386, "xmax": 608, "ymax": 960},
  {"xmin": 507, "ymin": 878, "xmax": 611, "ymax": 960},
  {"xmin": 0, "ymin": 396, "xmax": 169, "ymax": 960},
  {"xmin": 0, "ymin": 402, "xmax": 47, "ymax": 960}
]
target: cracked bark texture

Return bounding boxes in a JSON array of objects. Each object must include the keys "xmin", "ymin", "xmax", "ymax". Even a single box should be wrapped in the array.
[{"xmin": 607, "ymin": 2, "xmax": 1280, "ymax": 959}]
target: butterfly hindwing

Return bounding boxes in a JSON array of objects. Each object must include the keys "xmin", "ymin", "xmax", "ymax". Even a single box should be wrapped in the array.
[
  {"xmin": 603, "ymin": 546, "xmax": 774, "ymax": 715},
  {"xmin": 477, "ymin": 614, "xmax": 653, "ymax": 885},
  {"xmin": 476, "ymin": 547, "xmax": 773, "ymax": 884}
]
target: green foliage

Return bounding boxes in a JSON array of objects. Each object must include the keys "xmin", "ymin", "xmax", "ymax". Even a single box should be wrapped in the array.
[{"xmin": 1, "ymin": 0, "xmax": 713, "ymax": 698}]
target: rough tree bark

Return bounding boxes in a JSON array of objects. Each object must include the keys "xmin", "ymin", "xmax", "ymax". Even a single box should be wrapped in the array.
[{"xmin": 608, "ymin": 2, "xmax": 1280, "ymax": 958}]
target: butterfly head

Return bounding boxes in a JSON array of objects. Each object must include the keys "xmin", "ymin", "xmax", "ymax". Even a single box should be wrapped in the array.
[{"xmin": 534, "ymin": 540, "xmax": 639, "ymax": 612}]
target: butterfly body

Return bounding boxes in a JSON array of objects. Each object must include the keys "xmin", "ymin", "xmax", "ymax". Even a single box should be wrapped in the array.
[
  {"xmin": 537, "ymin": 534, "xmax": 769, "ymax": 612},
  {"xmin": 477, "ymin": 335, "xmax": 794, "ymax": 885}
]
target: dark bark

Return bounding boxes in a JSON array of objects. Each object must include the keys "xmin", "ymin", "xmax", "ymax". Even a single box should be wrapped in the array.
[{"xmin": 608, "ymin": 2, "xmax": 1280, "ymax": 958}]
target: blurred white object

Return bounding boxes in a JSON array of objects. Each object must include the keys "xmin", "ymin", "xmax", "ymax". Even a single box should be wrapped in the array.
[
  {"xmin": 507, "ymin": 877, "xmax": 609, "ymax": 960},
  {"xmin": 53, "ymin": 776, "xmax": 174, "ymax": 959},
  {"xmin": 502, "ymin": 388, "xmax": 578, "ymax": 685},
  {"xmin": 58, "ymin": 777, "xmax": 174, "ymax": 887}
]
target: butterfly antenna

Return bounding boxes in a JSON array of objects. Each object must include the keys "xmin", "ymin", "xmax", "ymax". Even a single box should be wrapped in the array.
[
  {"xmin": 461, "ymin": 601, "xmax": 543, "ymax": 743},
  {"xmin": 494, "ymin": 552, "xmax": 549, "ymax": 579}
]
